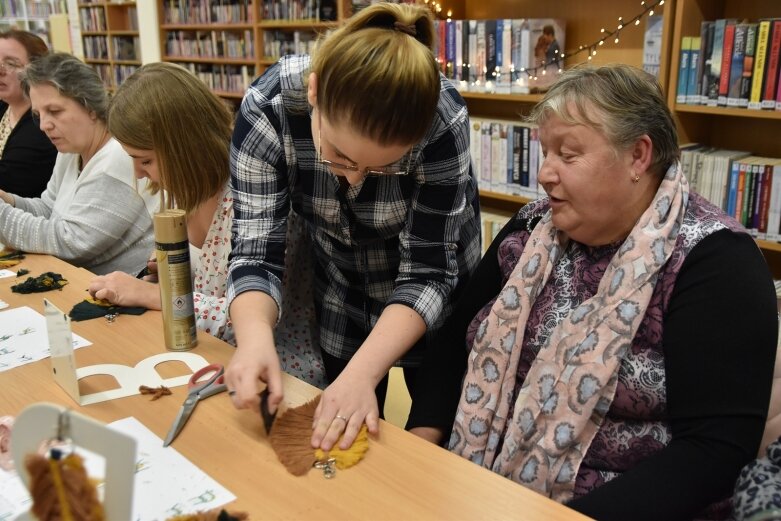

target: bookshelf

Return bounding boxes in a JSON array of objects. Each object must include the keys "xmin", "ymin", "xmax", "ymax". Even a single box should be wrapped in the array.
[
  {"xmin": 668, "ymin": 0, "xmax": 781, "ymax": 275},
  {"xmin": 157, "ymin": 0, "xmax": 347, "ymax": 100},
  {"xmin": 0, "ymin": 0, "xmax": 69, "ymax": 47},
  {"xmin": 78, "ymin": 0, "xmax": 141, "ymax": 90},
  {"xmin": 449, "ymin": 0, "xmax": 675, "ymax": 213}
]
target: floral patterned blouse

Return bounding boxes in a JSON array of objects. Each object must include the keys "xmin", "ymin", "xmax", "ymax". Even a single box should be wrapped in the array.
[{"xmin": 191, "ymin": 182, "xmax": 326, "ymax": 388}]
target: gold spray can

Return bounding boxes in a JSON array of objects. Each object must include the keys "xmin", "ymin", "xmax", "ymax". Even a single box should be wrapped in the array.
[{"xmin": 154, "ymin": 209, "xmax": 198, "ymax": 351}]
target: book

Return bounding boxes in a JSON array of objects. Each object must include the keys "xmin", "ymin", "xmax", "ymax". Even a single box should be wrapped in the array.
[
  {"xmin": 686, "ymin": 37, "xmax": 702, "ymax": 104},
  {"xmin": 642, "ymin": 15, "xmax": 664, "ymax": 78},
  {"xmin": 698, "ymin": 21, "xmax": 715, "ymax": 105},
  {"xmin": 740, "ymin": 23, "xmax": 759, "ymax": 108},
  {"xmin": 749, "ymin": 19, "xmax": 771, "ymax": 109},
  {"xmin": 727, "ymin": 25, "xmax": 748, "ymax": 107},
  {"xmin": 676, "ymin": 36, "xmax": 693, "ymax": 104},
  {"xmin": 717, "ymin": 21, "xmax": 736, "ymax": 106},
  {"xmin": 706, "ymin": 19, "xmax": 728, "ymax": 106},
  {"xmin": 526, "ymin": 18, "xmax": 566, "ymax": 92},
  {"xmin": 762, "ymin": 19, "xmax": 781, "ymax": 109}
]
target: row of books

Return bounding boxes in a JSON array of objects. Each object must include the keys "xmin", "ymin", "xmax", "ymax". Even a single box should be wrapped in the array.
[
  {"xmin": 681, "ymin": 145, "xmax": 781, "ymax": 240},
  {"xmin": 92, "ymin": 63, "xmax": 137, "ymax": 88},
  {"xmin": 179, "ymin": 62, "xmax": 254, "ymax": 94},
  {"xmin": 83, "ymin": 35, "xmax": 140, "ymax": 61},
  {"xmin": 79, "ymin": 6, "xmax": 105, "ymax": 32},
  {"xmin": 82, "ymin": 35, "xmax": 108, "ymax": 60},
  {"xmin": 162, "ymin": 0, "xmax": 252, "ymax": 25},
  {"xmin": 112, "ymin": 36, "xmax": 139, "ymax": 61},
  {"xmin": 470, "ymin": 117, "xmax": 544, "ymax": 201},
  {"xmin": 165, "ymin": 30, "xmax": 254, "ymax": 59},
  {"xmin": 676, "ymin": 18, "xmax": 781, "ymax": 110},
  {"xmin": 480, "ymin": 210, "xmax": 513, "ymax": 254},
  {"xmin": 263, "ymin": 30, "xmax": 322, "ymax": 60},
  {"xmin": 262, "ymin": 0, "xmax": 336, "ymax": 22},
  {"xmin": 0, "ymin": 0, "xmax": 66, "ymax": 18},
  {"xmin": 432, "ymin": 18, "xmax": 566, "ymax": 94}
]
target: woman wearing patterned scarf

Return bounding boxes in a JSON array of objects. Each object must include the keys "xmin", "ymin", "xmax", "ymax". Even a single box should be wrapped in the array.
[{"xmin": 407, "ymin": 64, "xmax": 777, "ymax": 520}]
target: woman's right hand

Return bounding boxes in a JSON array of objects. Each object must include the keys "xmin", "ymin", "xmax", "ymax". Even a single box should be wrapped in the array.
[
  {"xmin": 225, "ymin": 340, "xmax": 284, "ymax": 414},
  {"xmin": 226, "ymin": 291, "xmax": 285, "ymax": 414},
  {"xmin": 88, "ymin": 271, "xmax": 161, "ymax": 309}
]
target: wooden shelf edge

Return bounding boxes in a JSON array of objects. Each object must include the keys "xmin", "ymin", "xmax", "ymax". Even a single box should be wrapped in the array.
[
  {"xmin": 480, "ymin": 189, "xmax": 532, "ymax": 211},
  {"xmin": 164, "ymin": 55, "xmax": 255, "ymax": 65},
  {"xmin": 258, "ymin": 20, "xmax": 338, "ymax": 29},
  {"xmin": 757, "ymin": 239, "xmax": 781, "ymax": 253},
  {"xmin": 675, "ymin": 104, "xmax": 781, "ymax": 120},
  {"xmin": 161, "ymin": 23, "xmax": 254, "ymax": 31},
  {"xmin": 460, "ymin": 91, "xmax": 544, "ymax": 103}
]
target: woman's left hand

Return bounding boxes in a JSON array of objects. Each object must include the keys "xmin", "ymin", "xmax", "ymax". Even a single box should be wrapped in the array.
[{"xmin": 311, "ymin": 370, "xmax": 380, "ymax": 451}]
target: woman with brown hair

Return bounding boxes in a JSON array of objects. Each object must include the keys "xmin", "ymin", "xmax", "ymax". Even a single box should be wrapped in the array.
[
  {"xmin": 0, "ymin": 30, "xmax": 56, "ymax": 197},
  {"xmin": 88, "ymin": 62, "xmax": 325, "ymax": 387},
  {"xmin": 226, "ymin": 2, "xmax": 481, "ymax": 452}
]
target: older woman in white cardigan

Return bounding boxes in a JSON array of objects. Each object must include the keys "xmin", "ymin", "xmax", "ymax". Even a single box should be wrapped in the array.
[{"xmin": 0, "ymin": 53, "xmax": 157, "ymax": 275}]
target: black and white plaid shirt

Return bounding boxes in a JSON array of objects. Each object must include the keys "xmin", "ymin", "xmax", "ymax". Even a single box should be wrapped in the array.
[{"xmin": 227, "ymin": 55, "xmax": 481, "ymax": 365}]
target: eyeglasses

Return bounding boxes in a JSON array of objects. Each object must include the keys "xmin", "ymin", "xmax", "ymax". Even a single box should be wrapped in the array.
[
  {"xmin": 316, "ymin": 111, "xmax": 413, "ymax": 178},
  {"xmin": 0, "ymin": 60, "xmax": 24, "ymax": 73}
]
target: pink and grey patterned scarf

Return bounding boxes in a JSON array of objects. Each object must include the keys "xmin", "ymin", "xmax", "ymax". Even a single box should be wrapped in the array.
[{"xmin": 449, "ymin": 163, "xmax": 688, "ymax": 501}]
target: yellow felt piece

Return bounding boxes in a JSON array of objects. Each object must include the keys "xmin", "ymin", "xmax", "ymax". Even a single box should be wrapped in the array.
[{"xmin": 314, "ymin": 424, "xmax": 369, "ymax": 470}]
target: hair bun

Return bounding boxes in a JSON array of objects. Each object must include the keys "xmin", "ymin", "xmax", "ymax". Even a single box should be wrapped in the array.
[{"xmin": 393, "ymin": 21, "xmax": 417, "ymax": 36}]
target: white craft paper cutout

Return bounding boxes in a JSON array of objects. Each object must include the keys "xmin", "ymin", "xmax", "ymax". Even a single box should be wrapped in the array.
[{"xmin": 44, "ymin": 299, "xmax": 209, "ymax": 406}]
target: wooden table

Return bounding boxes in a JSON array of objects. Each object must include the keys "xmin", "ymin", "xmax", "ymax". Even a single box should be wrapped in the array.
[{"xmin": 0, "ymin": 254, "xmax": 589, "ymax": 520}]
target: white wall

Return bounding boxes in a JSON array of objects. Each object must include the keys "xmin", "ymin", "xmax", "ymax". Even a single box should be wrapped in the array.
[{"xmin": 137, "ymin": 0, "xmax": 161, "ymax": 63}]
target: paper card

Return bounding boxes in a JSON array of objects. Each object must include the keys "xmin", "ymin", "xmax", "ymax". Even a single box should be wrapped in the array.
[
  {"xmin": 0, "ymin": 270, "xmax": 16, "ymax": 279},
  {"xmin": 0, "ymin": 305, "xmax": 90, "ymax": 373},
  {"xmin": 43, "ymin": 299, "xmax": 210, "ymax": 406},
  {"xmin": 110, "ymin": 417, "xmax": 236, "ymax": 520}
]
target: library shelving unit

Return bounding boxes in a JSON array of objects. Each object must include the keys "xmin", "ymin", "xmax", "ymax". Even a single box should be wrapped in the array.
[
  {"xmin": 78, "ymin": 0, "xmax": 141, "ymax": 90},
  {"xmin": 158, "ymin": 0, "xmax": 347, "ymax": 101},
  {"xmin": 0, "ymin": 0, "xmax": 69, "ymax": 47},
  {"xmin": 667, "ymin": 0, "xmax": 781, "ymax": 275},
  {"xmin": 448, "ymin": 0, "xmax": 675, "ymax": 213}
]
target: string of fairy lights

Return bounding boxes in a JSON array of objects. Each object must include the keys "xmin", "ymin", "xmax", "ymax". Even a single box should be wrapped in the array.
[{"xmin": 421, "ymin": 0, "xmax": 665, "ymax": 82}]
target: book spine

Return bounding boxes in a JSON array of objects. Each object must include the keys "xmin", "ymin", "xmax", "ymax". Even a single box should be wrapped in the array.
[
  {"xmin": 686, "ymin": 37, "xmax": 702, "ymax": 104},
  {"xmin": 727, "ymin": 26, "xmax": 746, "ymax": 106},
  {"xmin": 468, "ymin": 20, "xmax": 477, "ymax": 85},
  {"xmin": 740, "ymin": 23, "xmax": 758, "ymax": 108},
  {"xmin": 762, "ymin": 19, "xmax": 781, "ymax": 108},
  {"xmin": 707, "ymin": 19, "xmax": 726, "ymax": 107},
  {"xmin": 736, "ymin": 161, "xmax": 748, "ymax": 222},
  {"xmin": 749, "ymin": 20, "xmax": 771, "ymax": 109},
  {"xmin": 718, "ymin": 22, "xmax": 735, "ymax": 106},
  {"xmin": 485, "ymin": 20, "xmax": 497, "ymax": 89},
  {"xmin": 726, "ymin": 159, "xmax": 740, "ymax": 218},
  {"xmin": 446, "ymin": 19, "xmax": 456, "ymax": 80},
  {"xmin": 480, "ymin": 120, "xmax": 492, "ymax": 187},
  {"xmin": 699, "ymin": 21, "xmax": 715, "ymax": 104},
  {"xmin": 759, "ymin": 163, "xmax": 773, "ymax": 235},
  {"xmin": 469, "ymin": 118, "xmax": 482, "ymax": 180},
  {"xmin": 676, "ymin": 36, "xmax": 692, "ymax": 104},
  {"xmin": 455, "ymin": 20, "xmax": 463, "ymax": 83},
  {"xmin": 520, "ymin": 126, "xmax": 530, "ymax": 188}
]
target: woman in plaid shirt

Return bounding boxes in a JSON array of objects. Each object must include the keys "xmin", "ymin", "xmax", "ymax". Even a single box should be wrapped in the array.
[{"xmin": 225, "ymin": 2, "xmax": 481, "ymax": 451}]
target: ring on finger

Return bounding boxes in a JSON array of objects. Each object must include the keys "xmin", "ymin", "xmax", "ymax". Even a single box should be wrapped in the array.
[{"xmin": 334, "ymin": 415, "xmax": 349, "ymax": 423}]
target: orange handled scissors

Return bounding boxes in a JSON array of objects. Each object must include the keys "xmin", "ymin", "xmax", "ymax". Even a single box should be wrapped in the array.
[{"xmin": 163, "ymin": 363, "xmax": 227, "ymax": 447}]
